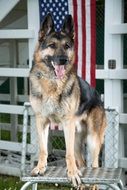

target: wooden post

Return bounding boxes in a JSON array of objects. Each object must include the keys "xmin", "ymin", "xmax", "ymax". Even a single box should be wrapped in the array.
[
  {"xmin": 9, "ymin": 40, "xmax": 18, "ymax": 141},
  {"xmin": 27, "ymin": 0, "xmax": 40, "ymax": 69},
  {"xmin": 104, "ymin": 0, "xmax": 123, "ymax": 111},
  {"xmin": 27, "ymin": 0, "xmax": 40, "ymax": 169},
  {"xmin": 104, "ymin": 0, "xmax": 124, "ymax": 168}
]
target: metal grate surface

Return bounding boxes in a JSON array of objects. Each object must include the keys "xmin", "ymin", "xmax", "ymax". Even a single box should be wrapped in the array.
[{"xmin": 21, "ymin": 166, "xmax": 122, "ymax": 185}]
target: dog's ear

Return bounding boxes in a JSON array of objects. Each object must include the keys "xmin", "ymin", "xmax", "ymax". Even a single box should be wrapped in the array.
[
  {"xmin": 62, "ymin": 15, "xmax": 74, "ymax": 39},
  {"xmin": 39, "ymin": 13, "xmax": 54, "ymax": 42}
]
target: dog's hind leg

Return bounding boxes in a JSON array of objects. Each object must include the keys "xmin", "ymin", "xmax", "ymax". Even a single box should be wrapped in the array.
[
  {"xmin": 31, "ymin": 114, "xmax": 49, "ymax": 176},
  {"xmin": 86, "ymin": 107, "xmax": 106, "ymax": 168},
  {"xmin": 87, "ymin": 133, "xmax": 101, "ymax": 167},
  {"xmin": 85, "ymin": 108, "xmax": 106, "ymax": 190}
]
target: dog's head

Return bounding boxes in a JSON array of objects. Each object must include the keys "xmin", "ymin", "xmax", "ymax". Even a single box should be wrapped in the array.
[{"xmin": 34, "ymin": 13, "xmax": 75, "ymax": 79}]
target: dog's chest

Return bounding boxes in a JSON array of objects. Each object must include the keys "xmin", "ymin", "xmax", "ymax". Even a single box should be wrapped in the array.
[{"xmin": 41, "ymin": 96, "xmax": 64, "ymax": 120}]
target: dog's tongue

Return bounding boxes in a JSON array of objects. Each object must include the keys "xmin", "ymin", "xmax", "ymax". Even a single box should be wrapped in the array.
[{"xmin": 54, "ymin": 65, "xmax": 65, "ymax": 79}]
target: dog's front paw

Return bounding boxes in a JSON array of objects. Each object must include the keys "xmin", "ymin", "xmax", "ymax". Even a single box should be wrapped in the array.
[
  {"xmin": 67, "ymin": 167, "xmax": 82, "ymax": 187},
  {"xmin": 31, "ymin": 165, "xmax": 47, "ymax": 176}
]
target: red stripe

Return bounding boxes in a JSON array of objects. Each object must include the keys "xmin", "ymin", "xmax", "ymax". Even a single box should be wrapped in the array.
[
  {"xmin": 81, "ymin": 0, "xmax": 86, "ymax": 80},
  {"xmin": 73, "ymin": 0, "xmax": 78, "ymax": 69},
  {"xmin": 90, "ymin": 0, "xmax": 96, "ymax": 87}
]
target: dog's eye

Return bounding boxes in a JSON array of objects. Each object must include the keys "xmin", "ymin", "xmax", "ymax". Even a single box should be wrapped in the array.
[
  {"xmin": 64, "ymin": 43, "xmax": 71, "ymax": 50},
  {"xmin": 48, "ymin": 43, "xmax": 56, "ymax": 49}
]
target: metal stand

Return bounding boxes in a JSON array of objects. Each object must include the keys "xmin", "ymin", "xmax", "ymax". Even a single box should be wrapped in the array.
[
  {"xmin": 20, "ymin": 104, "xmax": 124, "ymax": 190},
  {"xmin": 20, "ymin": 167, "xmax": 124, "ymax": 190}
]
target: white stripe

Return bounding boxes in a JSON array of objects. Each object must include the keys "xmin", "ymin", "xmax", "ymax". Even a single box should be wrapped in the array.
[
  {"xmin": 68, "ymin": 0, "xmax": 73, "ymax": 16},
  {"xmin": 68, "ymin": 0, "xmax": 82, "ymax": 77},
  {"xmin": 77, "ymin": 0, "xmax": 82, "ymax": 77},
  {"xmin": 85, "ymin": 0, "xmax": 91, "ymax": 84}
]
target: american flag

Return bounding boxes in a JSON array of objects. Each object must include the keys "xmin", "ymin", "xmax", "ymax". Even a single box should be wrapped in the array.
[{"xmin": 39, "ymin": 0, "xmax": 96, "ymax": 87}]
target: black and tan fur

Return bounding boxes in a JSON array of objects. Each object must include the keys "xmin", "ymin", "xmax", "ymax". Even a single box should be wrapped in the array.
[{"xmin": 29, "ymin": 14, "xmax": 107, "ymax": 187}]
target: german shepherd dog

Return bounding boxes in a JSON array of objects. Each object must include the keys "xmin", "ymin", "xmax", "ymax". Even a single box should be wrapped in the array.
[{"xmin": 29, "ymin": 13, "xmax": 107, "ymax": 187}]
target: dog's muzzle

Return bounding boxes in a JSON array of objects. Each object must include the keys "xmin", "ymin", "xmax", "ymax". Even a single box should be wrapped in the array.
[
  {"xmin": 51, "ymin": 56, "xmax": 68, "ymax": 79},
  {"xmin": 44, "ymin": 55, "xmax": 69, "ymax": 79},
  {"xmin": 44, "ymin": 55, "xmax": 68, "ymax": 79}
]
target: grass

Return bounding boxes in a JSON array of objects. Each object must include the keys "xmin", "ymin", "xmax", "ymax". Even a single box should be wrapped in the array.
[
  {"xmin": 0, "ymin": 175, "xmax": 22, "ymax": 190},
  {"xmin": 0, "ymin": 175, "xmax": 71, "ymax": 190}
]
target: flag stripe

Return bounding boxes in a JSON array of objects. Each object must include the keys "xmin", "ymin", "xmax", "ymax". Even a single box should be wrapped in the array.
[
  {"xmin": 85, "ymin": 0, "xmax": 91, "ymax": 84},
  {"xmin": 90, "ymin": 0, "xmax": 96, "ymax": 87},
  {"xmin": 81, "ymin": 0, "xmax": 86, "ymax": 80},
  {"xmin": 77, "ymin": 0, "xmax": 82, "ymax": 77},
  {"xmin": 72, "ymin": 0, "xmax": 78, "ymax": 69}
]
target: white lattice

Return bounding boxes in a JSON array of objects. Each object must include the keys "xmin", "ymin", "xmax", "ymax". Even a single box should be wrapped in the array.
[{"xmin": 104, "ymin": 109, "xmax": 119, "ymax": 168}]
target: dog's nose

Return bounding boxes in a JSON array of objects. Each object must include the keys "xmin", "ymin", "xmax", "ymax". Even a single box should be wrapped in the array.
[{"xmin": 55, "ymin": 56, "xmax": 68, "ymax": 65}]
